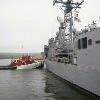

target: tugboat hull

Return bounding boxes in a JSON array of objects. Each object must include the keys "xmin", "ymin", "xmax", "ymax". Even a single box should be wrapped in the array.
[{"xmin": 17, "ymin": 62, "xmax": 40, "ymax": 70}]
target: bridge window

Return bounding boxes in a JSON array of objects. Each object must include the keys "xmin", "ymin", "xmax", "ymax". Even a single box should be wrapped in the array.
[
  {"xmin": 82, "ymin": 37, "xmax": 87, "ymax": 49},
  {"xmin": 78, "ymin": 39, "xmax": 81, "ymax": 49},
  {"xmin": 88, "ymin": 39, "xmax": 92, "ymax": 45},
  {"xmin": 95, "ymin": 40, "xmax": 100, "ymax": 44}
]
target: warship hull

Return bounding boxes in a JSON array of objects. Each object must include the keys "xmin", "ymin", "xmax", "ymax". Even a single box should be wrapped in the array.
[{"xmin": 45, "ymin": 60, "xmax": 100, "ymax": 96}]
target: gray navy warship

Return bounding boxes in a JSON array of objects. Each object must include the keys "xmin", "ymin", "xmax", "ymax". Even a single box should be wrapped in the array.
[{"xmin": 44, "ymin": 0, "xmax": 100, "ymax": 96}]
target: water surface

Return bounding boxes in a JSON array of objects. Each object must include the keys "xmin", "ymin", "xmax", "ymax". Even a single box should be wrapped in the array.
[{"xmin": 0, "ymin": 69, "xmax": 99, "ymax": 100}]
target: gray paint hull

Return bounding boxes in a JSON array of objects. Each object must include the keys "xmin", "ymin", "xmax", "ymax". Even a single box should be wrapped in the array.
[{"xmin": 45, "ymin": 60, "xmax": 100, "ymax": 96}]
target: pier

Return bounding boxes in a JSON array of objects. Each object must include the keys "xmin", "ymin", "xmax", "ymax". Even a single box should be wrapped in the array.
[{"xmin": 0, "ymin": 65, "xmax": 12, "ymax": 70}]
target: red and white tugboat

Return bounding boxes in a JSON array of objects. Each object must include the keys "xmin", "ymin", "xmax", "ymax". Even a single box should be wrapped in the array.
[{"xmin": 10, "ymin": 55, "xmax": 41, "ymax": 70}]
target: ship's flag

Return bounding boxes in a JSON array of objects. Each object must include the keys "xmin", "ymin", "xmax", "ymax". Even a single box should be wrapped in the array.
[{"xmin": 74, "ymin": 10, "xmax": 81, "ymax": 22}]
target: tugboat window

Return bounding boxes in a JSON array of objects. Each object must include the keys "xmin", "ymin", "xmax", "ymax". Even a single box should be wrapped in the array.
[
  {"xmin": 88, "ymin": 39, "xmax": 92, "ymax": 45},
  {"xmin": 78, "ymin": 39, "xmax": 81, "ymax": 49},
  {"xmin": 82, "ymin": 37, "xmax": 87, "ymax": 49}
]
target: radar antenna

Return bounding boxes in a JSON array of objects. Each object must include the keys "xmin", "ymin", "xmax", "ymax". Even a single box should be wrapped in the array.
[
  {"xmin": 57, "ymin": 16, "xmax": 63, "ymax": 23},
  {"xmin": 53, "ymin": 0, "xmax": 84, "ymax": 14}
]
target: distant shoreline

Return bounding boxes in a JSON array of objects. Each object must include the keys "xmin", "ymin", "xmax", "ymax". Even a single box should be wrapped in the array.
[{"xmin": 0, "ymin": 52, "xmax": 42, "ymax": 59}]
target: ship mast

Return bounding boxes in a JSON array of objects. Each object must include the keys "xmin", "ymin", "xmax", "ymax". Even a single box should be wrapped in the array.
[{"xmin": 53, "ymin": 0, "xmax": 84, "ymax": 43}]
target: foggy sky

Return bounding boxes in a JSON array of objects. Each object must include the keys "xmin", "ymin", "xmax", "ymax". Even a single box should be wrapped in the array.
[{"xmin": 0, "ymin": 0, "xmax": 100, "ymax": 53}]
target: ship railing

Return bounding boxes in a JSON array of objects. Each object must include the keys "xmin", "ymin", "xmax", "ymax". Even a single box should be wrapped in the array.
[{"xmin": 77, "ymin": 21, "xmax": 97, "ymax": 36}]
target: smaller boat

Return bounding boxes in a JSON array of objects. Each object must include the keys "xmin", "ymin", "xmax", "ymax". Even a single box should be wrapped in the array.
[{"xmin": 10, "ymin": 55, "xmax": 41, "ymax": 70}]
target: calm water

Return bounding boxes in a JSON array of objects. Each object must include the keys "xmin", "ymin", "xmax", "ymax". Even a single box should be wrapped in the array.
[{"xmin": 0, "ymin": 59, "xmax": 99, "ymax": 100}]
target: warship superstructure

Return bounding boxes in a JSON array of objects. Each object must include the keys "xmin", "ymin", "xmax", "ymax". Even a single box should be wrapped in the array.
[{"xmin": 44, "ymin": 0, "xmax": 100, "ymax": 96}]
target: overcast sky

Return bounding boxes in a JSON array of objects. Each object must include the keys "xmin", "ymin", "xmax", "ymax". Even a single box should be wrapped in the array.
[{"xmin": 0, "ymin": 0, "xmax": 100, "ymax": 53}]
